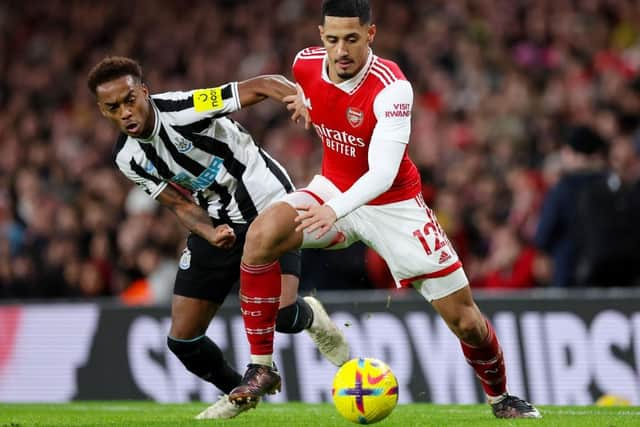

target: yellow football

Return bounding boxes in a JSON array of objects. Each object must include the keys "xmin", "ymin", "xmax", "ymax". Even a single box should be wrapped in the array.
[{"xmin": 332, "ymin": 357, "xmax": 399, "ymax": 424}]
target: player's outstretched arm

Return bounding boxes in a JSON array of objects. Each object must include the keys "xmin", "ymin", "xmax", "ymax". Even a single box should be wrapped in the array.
[
  {"xmin": 156, "ymin": 183, "xmax": 236, "ymax": 249},
  {"xmin": 236, "ymin": 75, "xmax": 296, "ymax": 108}
]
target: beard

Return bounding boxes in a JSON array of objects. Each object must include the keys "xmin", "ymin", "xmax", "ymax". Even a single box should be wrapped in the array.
[{"xmin": 337, "ymin": 70, "xmax": 356, "ymax": 79}]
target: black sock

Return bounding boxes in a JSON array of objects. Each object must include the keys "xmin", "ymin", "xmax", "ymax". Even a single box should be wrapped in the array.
[
  {"xmin": 167, "ymin": 335, "xmax": 241, "ymax": 394},
  {"xmin": 276, "ymin": 296, "xmax": 313, "ymax": 333}
]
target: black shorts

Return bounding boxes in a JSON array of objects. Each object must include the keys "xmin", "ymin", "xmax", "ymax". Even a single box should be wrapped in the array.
[{"xmin": 173, "ymin": 224, "xmax": 301, "ymax": 304}]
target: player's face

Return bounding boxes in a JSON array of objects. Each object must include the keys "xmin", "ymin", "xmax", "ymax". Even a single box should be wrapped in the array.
[
  {"xmin": 96, "ymin": 75, "xmax": 153, "ymax": 138},
  {"xmin": 320, "ymin": 16, "xmax": 376, "ymax": 82}
]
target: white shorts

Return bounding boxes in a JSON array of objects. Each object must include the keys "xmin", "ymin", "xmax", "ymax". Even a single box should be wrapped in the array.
[{"xmin": 279, "ymin": 175, "xmax": 469, "ymax": 301}]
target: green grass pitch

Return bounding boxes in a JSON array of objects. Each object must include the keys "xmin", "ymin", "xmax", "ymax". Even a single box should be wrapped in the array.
[{"xmin": 0, "ymin": 402, "xmax": 638, "ymax": 426}]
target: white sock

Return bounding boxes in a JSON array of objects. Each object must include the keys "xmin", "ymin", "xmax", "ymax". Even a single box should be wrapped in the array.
[{"xmin": 251, "ymin": 354, "xmax": 273, "ymax": 367}]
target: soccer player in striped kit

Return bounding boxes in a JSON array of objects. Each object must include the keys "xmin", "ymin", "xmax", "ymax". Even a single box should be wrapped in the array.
[
  {"xmin": 87, "ymin": 56, "xmax": 349, "ymax": 419},
  {"xmin": 230, "ymin": 0, "xmax": 540, "ymax": 419}
]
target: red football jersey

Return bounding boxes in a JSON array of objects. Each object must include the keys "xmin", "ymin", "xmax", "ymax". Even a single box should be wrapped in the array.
[{"xmin": 293, "ymin": 47, "xmax": 421, "ymax": 205}]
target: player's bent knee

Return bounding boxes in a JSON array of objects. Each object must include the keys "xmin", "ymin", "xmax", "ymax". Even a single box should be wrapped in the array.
[
  {"xmin": 245, "ymin": 204, "xmax": 299, "ymax": 261},
  {"xmin": 452, "ymin": 316, "xmax": 485, "ymax": 344},
  {"xmin": 245, "ymin": 220, "xmax": 279, "ymax": 254},
  {"xmin": 440, "ymin": 308, "xmax": 486, "ymax": 344}
]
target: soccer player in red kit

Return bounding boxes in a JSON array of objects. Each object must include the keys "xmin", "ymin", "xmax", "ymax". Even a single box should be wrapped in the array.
[{"xmin": 230, "ymin": 0, "xmax": 540, "ymax": 419}]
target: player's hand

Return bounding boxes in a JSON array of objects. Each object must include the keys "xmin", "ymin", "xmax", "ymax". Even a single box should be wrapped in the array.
[
  {"xmin": 284, "ymin": 84, "xmax": 311, "ymax": 129},
  {"xmin": 294, "ymin": 204, "xmax": 337, "ymax": 239},
  {"xmin": 211, "ymin": 224, "xmax": 236, "ymax": 249}
]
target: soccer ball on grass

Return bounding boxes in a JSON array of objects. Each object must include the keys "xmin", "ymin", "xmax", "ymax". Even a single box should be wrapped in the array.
[{"xmin": 332, "ymin": 357, "xmax": 398, "ymax": 424}]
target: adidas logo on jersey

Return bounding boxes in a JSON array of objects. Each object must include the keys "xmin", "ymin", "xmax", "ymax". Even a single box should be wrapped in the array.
[{"xmin": 438, "ymin": 250, "xmax": 451, "ymax": 264}]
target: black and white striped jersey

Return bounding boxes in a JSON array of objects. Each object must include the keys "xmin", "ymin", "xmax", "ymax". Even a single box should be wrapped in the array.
[{"xmin": 113, "ymin": 82, "xmax": 294, "ymax": 224}]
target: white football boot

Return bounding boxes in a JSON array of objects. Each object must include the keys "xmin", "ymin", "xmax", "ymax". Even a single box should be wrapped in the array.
[
  {"xmin": 304, "ymin": 296, "xmax": 350, "ymax": 366},
  {"xmin": 195, "ymin": 394, "xmax": 258, "ymax": 420}
]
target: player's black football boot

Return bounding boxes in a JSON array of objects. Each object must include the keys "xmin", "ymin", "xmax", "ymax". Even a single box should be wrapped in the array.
[
  {"xmin": 492, "ymin": 394, "xmax": 542, "ymax": 418},
  {"xmin": 228, "ymin": 363, "xmax": 281, "ymax": 405}
]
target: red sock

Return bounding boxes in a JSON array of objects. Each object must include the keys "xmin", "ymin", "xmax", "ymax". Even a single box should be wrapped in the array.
[
  {"xmin": 240, "ymin": 261, "xmax": 281, "ymax": 356},
  {"xmin": 460, "ymin": 319, "xmax": 507, "ymax": 398}
]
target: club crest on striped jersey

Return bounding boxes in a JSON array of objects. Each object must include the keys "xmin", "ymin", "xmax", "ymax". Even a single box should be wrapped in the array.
[
  {"xmin": 346, "ymin": 107, "xmax": 364, "ymax": 128},
  {"xmin": 174, "ymin": 136, "xmax": 193, "ymax": 153}
]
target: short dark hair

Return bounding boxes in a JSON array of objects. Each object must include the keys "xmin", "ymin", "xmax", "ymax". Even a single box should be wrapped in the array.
[
  {"xmin": 87, "ymin": 56, "xmax": 143, "ymax": 95},
  {"xmin": 321, "ymin": 0, "xmax": 371, "ymax": 25},
  {"xmin": 566, "ymin": 125, "xmax": 607, "ymax": 155}
]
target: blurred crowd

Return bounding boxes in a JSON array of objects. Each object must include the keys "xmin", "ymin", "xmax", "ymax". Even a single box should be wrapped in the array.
[{"xmin": 1, "ymin": 0, "xmax": 640, "ymax": 303}]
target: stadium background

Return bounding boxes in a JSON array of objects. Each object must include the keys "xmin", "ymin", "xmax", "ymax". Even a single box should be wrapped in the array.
[{"xmin": 1, "ymin": 0, "xmax": 640, "ymax": 405}]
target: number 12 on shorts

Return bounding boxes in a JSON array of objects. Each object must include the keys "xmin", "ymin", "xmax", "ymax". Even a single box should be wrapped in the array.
[{"xmin": 412, "ymin": 209, "xmax": 448, "ymax": 256}]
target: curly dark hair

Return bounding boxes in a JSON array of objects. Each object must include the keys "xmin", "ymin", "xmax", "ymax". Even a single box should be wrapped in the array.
[{"xmin": 87, "ymin": 56, "xmax": 143, "ymax": 95}]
